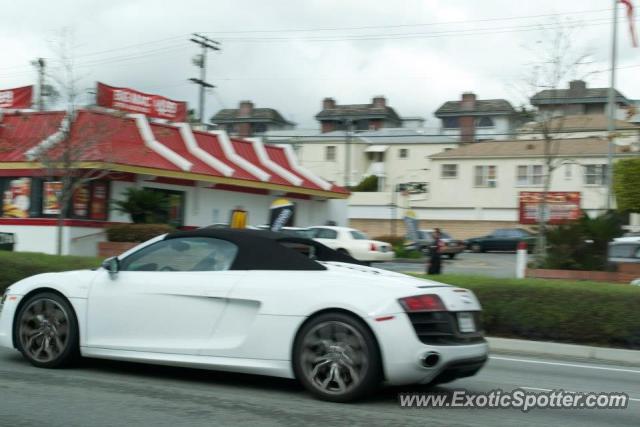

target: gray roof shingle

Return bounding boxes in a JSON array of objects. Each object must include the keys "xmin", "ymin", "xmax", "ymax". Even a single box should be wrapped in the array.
[
  {"xmin": 434, "ymin": 99, "xmax": 515, "ymax": 117},
  {"xmin": 211, "ymin": 108, "xmax": 293, "ymax": 125},
  {"xmin": 315, "ymin": 104, "xmax": 401, "ymax": 122},
  {"xmin": 531, "ymin": 88, "xmax": 629, "ymax": 105}
]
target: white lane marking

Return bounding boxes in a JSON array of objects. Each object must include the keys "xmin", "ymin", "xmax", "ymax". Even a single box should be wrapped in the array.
[
  {"xmin": 519, "ymin": 386, "xmax": 640, "ymax": 403},
  {"xmin": 490, "ymin": 356, "xmax": 640, "ymax": 374}
]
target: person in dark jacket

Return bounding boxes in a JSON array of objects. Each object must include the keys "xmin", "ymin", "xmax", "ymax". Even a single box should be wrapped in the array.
[{"xmin": 427, "ymin": 228, "xmax": 443, "ymax": 275}]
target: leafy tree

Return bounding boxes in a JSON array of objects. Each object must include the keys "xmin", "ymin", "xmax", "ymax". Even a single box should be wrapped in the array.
[
  {"xmin": 112, "ymin": 188, "xmax": 169, "ymax": 224},
  {"xmin": 352, "ymin": 175, "xmax": 378, "ymax": 192},
  {"xmin": 614, "ymin": 158, "xmax": 640, "ymax": 213}
]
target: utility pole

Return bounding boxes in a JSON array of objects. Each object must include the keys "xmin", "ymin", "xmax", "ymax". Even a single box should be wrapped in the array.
[
  {"xmin": 189, "ymin": 33, "xmax": 220, "ymax": 125},
  {"xmin": 32, "ymin": 58, "xmax": 46, "ymax": 111},
  {"xmin": 343, "ymin": 119, "xmax": 352, "ymax": 187},
  {"xmin": 606, "ymin": 0, "xmax": 618, "ymax": 211}
]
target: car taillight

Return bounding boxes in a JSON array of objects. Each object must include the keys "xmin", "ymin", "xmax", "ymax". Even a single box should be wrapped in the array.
[
  {"xmin": 370, "ymin": 242, "xmax": 377, "ymax": 251},
  {"xmin": 399, "ymin": 294, "xmax": 445, "ymax": 312}
]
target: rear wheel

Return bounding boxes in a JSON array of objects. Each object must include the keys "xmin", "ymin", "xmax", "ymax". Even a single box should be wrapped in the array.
[
  {"xmin": 293, "ymin": 312, "xmax": 382, "ymax": 402},
  {"xmin": 447, "ymin": 253, "xmax": 456, "ymax": 259},
  {"xmin": 14, "ymin": 292, "xmax": 79, "ymax": 368},
  {"xmin": 336, "ymin": 248, "xmax": 350, "ymax": 257}
]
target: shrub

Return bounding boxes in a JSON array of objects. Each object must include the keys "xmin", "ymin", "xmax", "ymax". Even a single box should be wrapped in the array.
[
  {"xmin": 112, "ymin": 188, "xmax": 169, "ymax": 223},
  {"xmin": 352, "ymin": 175, "xmax": 378, "ymax": 192},
  {"xmin": 543, "ymin": 211, "xmax": 624, "ymax": 271},
  {"xmin": 0, "ymin": 252, "xmax": 101, "ymax": 293},
  {"xmin": 106, "ymin": 223, "xmax": 174, "ymax": 242},
  {"xmin": 415, "ymin": 274, "xmax": 640, "ymax": 349},
  {"xmin": 614, "ymin": 158, "xmax": 640, "ymax": 213}
]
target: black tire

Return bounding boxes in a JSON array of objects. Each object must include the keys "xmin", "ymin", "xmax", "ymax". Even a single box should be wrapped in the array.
[
  {"xmin": 14, "ymin": 292, "xmax": 79, "ymax": 368},
  {"xmin": 470, "ymin": 243, "xmax": 483, "ymax": 253},
  {"xmin": 292, "ymin": 312, "xmax": 382, "ymax": 402},
  {"xmin": 336, "ymin": 248, "xmax": 350, "ymax": 257},
  {"xmin": 447, "ymin": 253, "xmax": 456, "ymax": 259}
]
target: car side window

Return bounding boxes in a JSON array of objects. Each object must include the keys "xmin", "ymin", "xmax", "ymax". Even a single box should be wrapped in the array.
[
  {"xmin": 120, "ymin": 237, "xmax": 238, "ymax": 272},
  {"xmin": 315, "ymin": 228, "xmax": 338, "ymax": 239},
  {"xmin": 493, "ymin": 230, "xmax": 507, "ymax": 238}
]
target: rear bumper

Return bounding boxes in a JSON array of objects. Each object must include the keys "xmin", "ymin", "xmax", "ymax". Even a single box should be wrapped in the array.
[
  {"xmin": 369, "ymin": 312, "xmax": 489, "ymax": 386},
  {"xmin": 360, "ymin": 251, "xmax": 394, "ymax": 262}
]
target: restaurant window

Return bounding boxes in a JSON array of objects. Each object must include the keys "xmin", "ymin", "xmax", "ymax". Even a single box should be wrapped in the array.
[
  {"xmin": 474, "ymin": 165, "xmax": 497, "ymax": 188},
  {"xmin": 40, "ymin": 180, "xmax": 110, "ymax": 220},
  {"xmin": 145, "ymin": 188, "xmax": 185, "ymax": 227},
  {"xmin": 2, "ymin": 178, "xmax": 33, "ymax": 218}
]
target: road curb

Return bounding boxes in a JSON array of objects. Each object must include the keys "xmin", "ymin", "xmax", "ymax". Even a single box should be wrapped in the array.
[{"xmin": 487, "ymin": 337, "xmax": 640, "ymax": 367}]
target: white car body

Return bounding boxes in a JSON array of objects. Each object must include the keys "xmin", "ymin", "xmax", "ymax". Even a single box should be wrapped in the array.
[
  {"xmin": 0, "ymin": 230, "xmax": 487, "ymax": 397},
  {"xmin": 309, "ymin": 226, "xmax": 394, "ymax": 262}
]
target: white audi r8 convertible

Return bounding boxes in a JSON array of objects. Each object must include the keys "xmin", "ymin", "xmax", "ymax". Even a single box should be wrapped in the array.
[{"xmin": 0, "ymin": 229, "xmax": 488, "ymax": 402}]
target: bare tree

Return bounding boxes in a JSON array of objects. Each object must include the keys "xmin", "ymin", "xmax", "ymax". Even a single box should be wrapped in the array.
[
  {"xmin": 517, "ymin": 21, "xmax": 594, "ymax": 266},
  {"xmin": 26, "ymin": 30, "xmax": 120, "ymax": 255}
]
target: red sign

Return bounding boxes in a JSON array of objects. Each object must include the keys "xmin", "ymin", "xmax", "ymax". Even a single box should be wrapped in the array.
[
  {"xmin": 519, "ymin": 191, "xmax": 582, "ymax": 225},
  {"xmin": 90, "ymin": 182, "xmax": 108, "ymax": 220},
  {"xmin": 0, "ymin": 86, "xmax": 33, "ymax": 109},
  {"xmin": 96, "ymin": 82, "xmax": 187, "ymax": 121}
]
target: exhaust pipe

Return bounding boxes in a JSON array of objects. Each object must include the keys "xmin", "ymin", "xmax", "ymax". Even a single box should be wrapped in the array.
[{"xmin": 421, "ymin": 352, "xmax": 440, "ymax": 368}]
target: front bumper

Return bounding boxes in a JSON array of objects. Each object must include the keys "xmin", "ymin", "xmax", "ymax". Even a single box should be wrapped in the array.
[
  {"xmin": 369, "ymin": 311, "xmax": 489, "ymax": 386},
  {"xmin": 0, "ymin": 294, "xmax": 20, "ymax": 349}
]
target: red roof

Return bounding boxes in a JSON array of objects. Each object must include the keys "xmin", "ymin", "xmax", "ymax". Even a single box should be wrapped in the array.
[{"xmin": 0, "ymin": 109, "xmax": 348, "ymax": 197}]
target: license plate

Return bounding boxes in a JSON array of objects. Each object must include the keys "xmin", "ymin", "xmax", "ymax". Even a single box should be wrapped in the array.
[{"xmin": 457, "ymin": 312, "xmax": 476, "ymax": 333}]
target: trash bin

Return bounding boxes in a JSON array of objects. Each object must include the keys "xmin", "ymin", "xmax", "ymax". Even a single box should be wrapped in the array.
[{"xmin": 0, "ymin": 232, "xmax": 15, "ymax": 251}]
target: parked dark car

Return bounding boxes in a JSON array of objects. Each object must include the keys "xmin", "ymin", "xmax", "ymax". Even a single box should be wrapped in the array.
[
  {"xmin": 405, "ymin": 229, "xmax": 465, "ymax": 259},
  {"xmin": 465, "ymin": 228, "xmax": 535, "ymax": 253}
]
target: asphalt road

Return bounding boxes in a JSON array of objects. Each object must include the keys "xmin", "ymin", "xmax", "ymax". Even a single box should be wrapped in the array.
[
  {"xmin": 1, "ymin": 347, "xmax": 638, "ymax": 426},
  {"xmin": 375, "ymin": 252, "xmax": 519, "ymax": 278}
]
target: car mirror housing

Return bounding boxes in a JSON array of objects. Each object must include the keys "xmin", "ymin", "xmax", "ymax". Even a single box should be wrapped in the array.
[{"xmin": 102, "ymin": 257, "xmax": 120, "ymax": 277}]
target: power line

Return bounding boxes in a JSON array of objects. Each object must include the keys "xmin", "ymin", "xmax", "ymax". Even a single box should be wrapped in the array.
[{"xmin": 199, "ymin": 7, "xmax": 610, "ymax": 34}]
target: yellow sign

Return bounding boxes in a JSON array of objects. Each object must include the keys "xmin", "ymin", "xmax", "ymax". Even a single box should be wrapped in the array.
[{"xmin": 229, "ymin": 209, "xmax": 248, "ymax": 229}]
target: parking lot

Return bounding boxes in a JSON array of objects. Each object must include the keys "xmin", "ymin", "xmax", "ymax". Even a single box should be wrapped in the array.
[{"xmin": 375, "ymin": 252, "xmax": 519, "ymax": 278}]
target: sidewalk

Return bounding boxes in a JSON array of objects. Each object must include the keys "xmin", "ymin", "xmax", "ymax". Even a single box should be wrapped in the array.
[{"xmin": 487, "ymin": 336, "xmax": 640, "ymax": 367}]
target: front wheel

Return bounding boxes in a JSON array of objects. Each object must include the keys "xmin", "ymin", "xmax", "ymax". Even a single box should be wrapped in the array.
[
  {"xmin": 292, "ymin": 312, "xmax": 382, "ymax": 402},
  {"xmin": 14, "ymin": 292, "xmax": 79, "ymax": 368}
]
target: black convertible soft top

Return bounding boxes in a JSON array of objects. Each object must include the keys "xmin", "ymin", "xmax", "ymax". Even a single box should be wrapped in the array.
[{"xmin": 164, "ymin": 228, "xmax": 361, "ymax": 271}]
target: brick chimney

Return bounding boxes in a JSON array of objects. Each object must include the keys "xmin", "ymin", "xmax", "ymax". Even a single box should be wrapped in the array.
[
  {"xmin": 459, "ymin": 92, "xmax": 476, "ymax": 143},
  {"xmin": 322, "ymin": 97, "xmax": 336, "ymax": 110},
  {"xmin": 568, "ymin": 80, "xmax": 587, "ymax": 97},
  {"xmin": 372, "ymin": 96, "xmax": 386, "ymax": 108},
  {"xmin": 238, "ymin": 100, "xmax": 254, "ymax": 117}
]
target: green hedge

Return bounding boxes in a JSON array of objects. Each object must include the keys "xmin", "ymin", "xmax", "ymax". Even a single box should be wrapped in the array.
[
  {"xmin": 106, "ymin": 223, "xmax": 174, "ymax": 242},
  {"xmin": 416, "ymin": 274, "xmax": 640, "ymax": 350},
  {"xmin": 0, "ymin": 252, "xmax": 101, "ymax": 293}
]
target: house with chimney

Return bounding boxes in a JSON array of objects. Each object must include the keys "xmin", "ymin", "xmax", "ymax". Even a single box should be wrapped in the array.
[
  {"xmin": 530, "ymin": 80, "xmax": 633, "ymax": 119},
  {"xmin": 210, "ymin": 101, "xmax": 295, "ymax": 138},
  {"xmin": 316, "ymin": 96, "xmax": 402, "ymax": 133},
  {"xmin": 434, "ymin": 93, "xmax": 517, "ymax": 142}
]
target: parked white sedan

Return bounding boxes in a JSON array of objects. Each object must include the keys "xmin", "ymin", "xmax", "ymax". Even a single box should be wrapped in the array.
[
  {"xmin": 309, "ymin": 226, "xmax": 394, "ymax": 263},
  {"xmin": 0, "ymin": 229, "xmax": 487, "ymax": 402}
]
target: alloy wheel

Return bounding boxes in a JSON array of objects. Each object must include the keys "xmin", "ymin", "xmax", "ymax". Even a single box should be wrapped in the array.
[
  {"xmin": 299, "ymin": 321, "xmax": 369, "ymax": 396},
  {"xmin": 18, "ymin": 298, "xmax": 70, "ymax": 363}
]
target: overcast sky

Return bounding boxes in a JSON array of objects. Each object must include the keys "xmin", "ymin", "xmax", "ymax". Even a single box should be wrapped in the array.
[{"xmin": 1, "ymin": 0, "xmax": 639, "ymax": 129}]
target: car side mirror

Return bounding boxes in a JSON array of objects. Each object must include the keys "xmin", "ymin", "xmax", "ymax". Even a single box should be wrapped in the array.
[{"xmin": 102, "ymin": 257, "xmax": 120, "ymax": 278}]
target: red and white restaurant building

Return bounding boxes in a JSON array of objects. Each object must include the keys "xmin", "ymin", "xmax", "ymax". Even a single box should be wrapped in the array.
[{"xmin": 0, "ymin": 84, "xmax": 348, "ymax": 256}]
